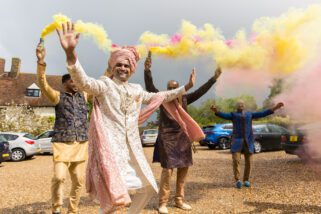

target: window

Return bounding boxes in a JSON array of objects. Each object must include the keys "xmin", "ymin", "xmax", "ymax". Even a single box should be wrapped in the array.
[
  {"xmin": 23, "ymin": 133, "xmax": 36, "ymax": 140},
  {"xmin": 223, "ymin": 125, "xmax": 233, "ymax": 130},
  {"xmin": 2, "ymin": 134, "xmax": 19, "ymax": 141},
  {"xmin": 253, "ymin": 125, "xmax": 269, "ymax": 133},
  {"xmin": 268, "ymin": 125, "xmax": 286, "ymax": 134},
  {"xmin": 203, "ymin": 125, "xmax": 215, "ymax": 130},
  {"xmin": 0, "ymin": 135, "xmax": 7, "ymax": 142},
  {"xmin": 143, "ymin": 130, "xmax": 158, "ymax": 135},
  {"xmin": 26, "ymin": 89, "xmax": 40, "ymax": 97},
  {"xmin": 38, "ymin": 131, "xmax": 54, "ymax": 139}
]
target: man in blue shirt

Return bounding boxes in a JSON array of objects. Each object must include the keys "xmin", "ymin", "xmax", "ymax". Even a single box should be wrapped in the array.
[{"xmin": 211, "ymin": 101, "xmax": 284, "ymax": 188}]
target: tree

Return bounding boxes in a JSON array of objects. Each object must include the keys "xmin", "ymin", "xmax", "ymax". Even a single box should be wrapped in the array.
[
  {"xmin": 188, "ymin": 95, "xmax": 258, "ymax": 126},
  {"xmin": 263, "ymin": 78, "xmax": 284, "ymax": 108}
]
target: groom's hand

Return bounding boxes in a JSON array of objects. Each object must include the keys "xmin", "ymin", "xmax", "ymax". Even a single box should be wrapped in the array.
[{"xmin": 56, "ymin": 22, "xmax": 80, "ymax": 65}]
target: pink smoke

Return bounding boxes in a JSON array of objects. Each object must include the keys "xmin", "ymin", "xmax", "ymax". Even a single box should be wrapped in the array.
[
  {"xmin": 215, "ymin": 69, "xmax": 273, "ymax": 104},
  {"xmin": 275, "ymin": 62, "xmax": 321, "ymax": 162},
  {"xmin": 171, "ymin": 34, "xmax": 182, "ymax": 44},
  {"xmin": 225, "ymin": 39, "xmax": 234, "ymax": 48}
]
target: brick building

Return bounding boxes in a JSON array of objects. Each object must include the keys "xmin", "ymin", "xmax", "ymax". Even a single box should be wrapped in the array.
[{"xmin": 0, "ymin": 57, "xmax": 63, "ymax": 117}]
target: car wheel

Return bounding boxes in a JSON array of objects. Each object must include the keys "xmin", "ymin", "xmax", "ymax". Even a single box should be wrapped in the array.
[
  {"xmin": 218, "ymin": 137, "xmax": 229, "ymax": 150},
  {"xmin": 254, "ymin": 141, "xmax": 262, "ymax": 153},
  {"xmin": 11, "ymin": 149, "xmax": 26, "ymax": 161}
]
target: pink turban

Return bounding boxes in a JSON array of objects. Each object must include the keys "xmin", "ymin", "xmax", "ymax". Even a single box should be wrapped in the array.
[{"xmin": 108, "ymin": 46, "xmax": 140, "ymax": 74}]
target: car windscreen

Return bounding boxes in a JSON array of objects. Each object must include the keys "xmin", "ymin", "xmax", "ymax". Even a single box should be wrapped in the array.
[
  {"xmin": 0, "ymin": 135, "xmax": 7, "ymax": 142},
  {"xmin": 23, "ymin": 133, "xmax": 36, "ymax": 140},
  {"xmin": 144, "ymin": 130, "xmax": 158, "ymax": 135}
]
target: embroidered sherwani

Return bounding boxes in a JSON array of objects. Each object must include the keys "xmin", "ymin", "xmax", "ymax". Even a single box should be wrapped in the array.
[{"xmin": 67, "ymin": 60, "xmax": 186, "ymax": 193}]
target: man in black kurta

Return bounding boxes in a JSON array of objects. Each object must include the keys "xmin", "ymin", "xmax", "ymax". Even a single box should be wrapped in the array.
[{"xmin": 144, "ymin": 55, "xmax": 221, "ymax": 213}]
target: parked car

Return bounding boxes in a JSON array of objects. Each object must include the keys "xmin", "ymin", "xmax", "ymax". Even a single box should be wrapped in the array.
[
  {"xmin": 0, "ymin": 135, "xmax": 11, "ymax": 163},
  {"xmin": 252, "ymin": 124, "xmax": 289, "ymax": 153},
  {"xmin": 35, "ymin": 130, "xmax": 54, "ymax": 154},
  {"xmin": 201, "ymin": 123, "xmax": 233, "ymax": 150},
  {"xmin": 141, "ymin": 129, "xmax": 158, "ymax": 147},
  {"xmin": 0, "ymin": 132, "xmax": 39, "ymax": 161},
  {"xmin": 282, "ymin": 123, "xmax": 321, "ymax": 160}
]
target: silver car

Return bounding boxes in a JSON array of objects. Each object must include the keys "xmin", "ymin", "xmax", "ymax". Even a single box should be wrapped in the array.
[
  {"xmin": 0, "ymin": 132, "xmax": 40, "ymax": 161},
  {"xmin": 35, "ymin": 130, "xmax": 54, "ymax": 154},
  {"xmin": 141, "ymin": 129, "xmax": 158, "ymax": 147}
]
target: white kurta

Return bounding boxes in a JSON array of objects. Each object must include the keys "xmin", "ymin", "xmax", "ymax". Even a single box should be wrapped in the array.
[{"xmin": 67, "ymin": 60, "xmax": 186, "ymax": 193}]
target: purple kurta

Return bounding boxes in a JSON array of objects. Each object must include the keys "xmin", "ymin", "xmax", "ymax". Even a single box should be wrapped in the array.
[{"xmin": 144, "ymin": 69, "xmax": 216, "ymax": 169}]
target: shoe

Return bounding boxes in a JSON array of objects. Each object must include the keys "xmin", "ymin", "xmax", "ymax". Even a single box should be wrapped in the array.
[
  {"xmin": 175, "ymin": 203, "xmax": 192, "ymax": 210},
  {"xmin": 158, "ymin": 205, "xmax": 169, "ymax": 214},
  {"xmin": 235, "ymin": 180, "xmax": 243, "ymax": 189},
  {"xmin": 244, "ymin": 181, "xmax": 251, "ymax": 187}
]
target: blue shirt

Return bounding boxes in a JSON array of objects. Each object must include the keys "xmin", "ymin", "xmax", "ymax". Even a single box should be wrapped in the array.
[{"xmin": 215, "ymin": 109, "xmax": 274, "ymax": 153}]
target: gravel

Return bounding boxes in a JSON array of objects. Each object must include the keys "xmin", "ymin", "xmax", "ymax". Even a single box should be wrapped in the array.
[{"xmin": 0, "ymin": 146, "xmax": 321, "ymax": 214}]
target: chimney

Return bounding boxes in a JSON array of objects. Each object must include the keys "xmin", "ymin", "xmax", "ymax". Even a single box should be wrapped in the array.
[
  {"xmin": 0, "ymin": 58, "xmax": 5, "ymax": 75},
  {"xmin": 9, "ymin": 57, "xmax": 21, "ymax": 78}
]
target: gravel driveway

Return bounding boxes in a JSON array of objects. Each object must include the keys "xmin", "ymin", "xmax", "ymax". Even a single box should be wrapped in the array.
[{"xmin": 0, "ymin": 146, "xmax": 320, "ymax": 214}]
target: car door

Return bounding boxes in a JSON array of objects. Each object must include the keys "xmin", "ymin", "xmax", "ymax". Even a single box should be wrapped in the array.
[
  {"xmin": 2, "ymin": 134, "xmax": 19, "ymax": 151},
  {"xmin": 253, "ymin": 125, "xmax": 271, "ymax": 150},
  {"xmin": 267, "ymin": 124, "xmax": 288, "ymax": 150},
  {"xmin": 37, "ymin": 131, "xmax": 53, "ymax": 153}
]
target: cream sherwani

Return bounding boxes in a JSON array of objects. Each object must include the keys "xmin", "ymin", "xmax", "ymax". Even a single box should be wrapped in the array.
[{"xmin": 67, "ymin": 60, "xmax": 186, "ymax": 194}]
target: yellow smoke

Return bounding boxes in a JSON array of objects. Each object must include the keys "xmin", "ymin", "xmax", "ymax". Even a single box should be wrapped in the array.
[
  {"xmin": 41, "ymin": 14, "xmax": 112, "ymax": 52},
  {"xmin": 137, "ymin": 5, "xmax": 321, "ymax": 74},
  {"xmin": 41, "ymin": 14, "xmax": 70, "ymax": 38},
  {"xmin": 41, "ymin": 6, "xmax": 321, "ymax": 74}
]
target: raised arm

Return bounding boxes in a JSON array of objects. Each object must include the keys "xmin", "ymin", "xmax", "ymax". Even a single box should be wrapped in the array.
[
  {"xmin": 141, "ymin": 68, "xmax": 196, "ymax": 104},
  {"xmin": 66, "ymin": 60, "xmax": 110, "ymax": 96},
  {"xmin": 252, "ymin": 102, "xmax": 284, "ymax": 119},
  {"xmin": 251, "ymin": 109, "xmax": 274, "ymax": 119},
  {"xmin": 186, "ymin": 77, "xmax": 216, "ymax": 104},
  {"xmin": 144, "ymin": 52, "xmax": 159, "ymax": 93},
  {"xmin": 36, "ymin": 44, "xmax": 60, "ymax": 105},
  {"xmin": 186, "ymin": 67, "xmax": 221, "ymax": 104},
  {"xmin": 57, "ymin": 22, "xmax": 110, "ymax": 96},
  {"xmin": 141, "ymin": 85, "xmax": 186, "ymax": 104},
  {"xmin": 210, "ymin": 104, "xmax": 233, "ymax": 120}
]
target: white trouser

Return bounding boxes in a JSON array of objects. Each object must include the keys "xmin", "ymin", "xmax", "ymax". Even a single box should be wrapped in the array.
[
  {"xmin": 99, "ymin": 185, "xmax": 155, "ymax": 214},
  {"xmin": 99, "ymin": 144, "xmax": 155, "ymax": 214}
]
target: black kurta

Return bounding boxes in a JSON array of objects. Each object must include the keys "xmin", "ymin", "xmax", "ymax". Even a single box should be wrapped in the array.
[{"xmin": 144, "ymin": 69, "xmax": 216, "ymax": 169}]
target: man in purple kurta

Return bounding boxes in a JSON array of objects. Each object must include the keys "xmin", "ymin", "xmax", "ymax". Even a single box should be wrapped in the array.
[{"xmin": 144, "ymin": 55, "xmax": 221, "ymax": 213}]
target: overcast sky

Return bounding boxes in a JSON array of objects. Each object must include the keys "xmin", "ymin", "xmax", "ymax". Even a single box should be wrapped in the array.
[{"xmin": 1, "ymin": 0, "xmax": 320, "ymax": 106}]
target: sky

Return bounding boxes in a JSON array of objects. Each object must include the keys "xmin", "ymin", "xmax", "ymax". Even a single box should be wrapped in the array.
[{"xmin": 1, "ymin": 0, "xmax": 320, "ymax": 106}]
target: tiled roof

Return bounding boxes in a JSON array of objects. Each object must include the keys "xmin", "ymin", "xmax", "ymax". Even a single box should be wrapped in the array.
[{"xmin": 0, "ymin": 72, "xmax": 63, "ymax": 107}]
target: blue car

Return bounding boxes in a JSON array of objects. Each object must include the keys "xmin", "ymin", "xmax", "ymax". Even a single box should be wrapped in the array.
[{"xmin": 200, "ymin": 123, "xmax": 233, "ymax": 150}]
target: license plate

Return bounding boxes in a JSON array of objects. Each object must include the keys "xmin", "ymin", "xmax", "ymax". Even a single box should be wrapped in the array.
[
  {"xmin": 290, "ymin": 136, "xmax": 298, "ymax": 142},
  {"xmin": 2, "ymin": 154, "xmax": 9, "ymax": 157},
  {"xmin": 37, "ymin": 148, "xmax": 41, "ymax": 152}
]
